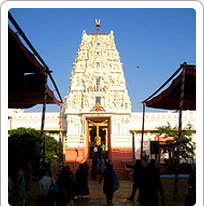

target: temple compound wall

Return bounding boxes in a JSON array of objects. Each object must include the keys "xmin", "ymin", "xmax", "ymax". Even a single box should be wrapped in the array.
[{"xmin": 8, "ymin": 110, "xmax": 196, "ymax": 162}]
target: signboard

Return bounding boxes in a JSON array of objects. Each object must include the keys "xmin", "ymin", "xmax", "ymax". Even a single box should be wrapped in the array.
[
  {"xmin": 155, "ymin": 136, "xmax": 175, "ymax": 142},
  {"xmin": 150, "ymin": 141, "xmax": 160, "ymax": 154},
  {"xmin": 155, "ymin": 136, "xmax": 175, "ymax": 145}
]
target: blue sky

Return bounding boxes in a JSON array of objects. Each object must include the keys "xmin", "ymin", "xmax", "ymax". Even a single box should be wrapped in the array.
[{"xmin": 8, "ymin": 8, "xmax": 196, "ymax": 113}]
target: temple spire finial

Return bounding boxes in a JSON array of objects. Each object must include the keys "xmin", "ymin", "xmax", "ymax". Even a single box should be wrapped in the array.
[{"xmin": 95, "ymin": 19, "xmax": 100, "ymax": 34}]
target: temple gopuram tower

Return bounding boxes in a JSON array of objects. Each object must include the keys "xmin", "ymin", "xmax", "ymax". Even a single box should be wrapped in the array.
[{"xmin": 64, "ymin": 20, "xmax": 132, "ymax": 163}]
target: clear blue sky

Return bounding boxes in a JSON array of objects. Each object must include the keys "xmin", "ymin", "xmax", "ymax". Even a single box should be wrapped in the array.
[{"xmin": 8, "ymin": 8, "xmax": 196, "ymax": 113}]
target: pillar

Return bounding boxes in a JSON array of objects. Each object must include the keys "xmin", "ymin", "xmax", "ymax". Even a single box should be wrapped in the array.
[{"xmin": 132, "ymin": 132, "xmax": 135, "ymax": 165}]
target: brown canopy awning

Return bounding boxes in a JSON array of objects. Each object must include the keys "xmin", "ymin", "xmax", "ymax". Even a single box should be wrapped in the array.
[
  {"xmin": 8, "ymin": 26, "xmax": 61, "ymax": 108},
  {"xmin": 140, "ymin": 63, "xmax": 196, "ymax": 200},
  {"xmin": 145, "ymin": 65, "xmax": 196, "ymax": 110}
]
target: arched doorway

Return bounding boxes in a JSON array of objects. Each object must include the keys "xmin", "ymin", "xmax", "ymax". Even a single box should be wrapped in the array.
[{"xmin": 86, "ymin": 117, "xmax": 111, "ymax": 159}]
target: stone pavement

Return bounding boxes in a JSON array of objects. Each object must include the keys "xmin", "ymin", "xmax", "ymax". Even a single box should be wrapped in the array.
[{"xmin": 73, "ymin": 180, "xmax": 141, "ymax": 206}]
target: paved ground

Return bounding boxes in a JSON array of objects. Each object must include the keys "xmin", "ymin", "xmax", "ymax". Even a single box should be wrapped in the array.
[
  {"xmin": 25, "ymin": 178, "xmax": 187, "ymax": 206},
  {"xmin": 72, "ymin": 178, "xmax": 188, "ymax": 206},
  {"xmin": 73, "ymin": 180, "xmax": 141, "ymax": 206}
]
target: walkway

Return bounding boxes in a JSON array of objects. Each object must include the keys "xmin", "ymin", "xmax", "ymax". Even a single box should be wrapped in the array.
[
  {"xmin": 72, "ymin": 178, "xmax": 187, "ymax": 206},
  {"xmin": 73, "ymin": 180, "xmax": 140, "ymax": 206},
  {"xmin": 25, "ymin": 178, "xmax": 187, "ymax": 206}
]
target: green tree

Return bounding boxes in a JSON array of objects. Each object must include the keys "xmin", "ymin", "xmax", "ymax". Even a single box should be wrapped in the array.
[
  {"xmin": 8, "ymin": 127, "xmax": 61, "ymax": 176},
  {"xmin": 156, "ymin": 123, "xmax": 196, "ymax": 163}
]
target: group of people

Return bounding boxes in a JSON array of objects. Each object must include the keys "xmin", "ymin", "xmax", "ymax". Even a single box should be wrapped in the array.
[
  {"xmin": 126, "ymin": 159, "xmax": 165, "ymax": 206},
  {"xmin": 8, "ymin": 158, "xmax": 117, "ymax": 206},
  {"xmin": 36, "ymin": 159, "xmax": 120, "ymax": 206},
  {"xmin": 37, "ymin": 163, "xmax": 90, "ymax": 206},
  {"xmin": 36, "ymin": 159, "xmax": 113, "ymax": 205},
  {"xmin": 90, "ymin": 158, "xmax": 165, "ymax": 205},
  {"xmin": 8, "ymin": 157, "xmax": 197, "ymax": 206},
  {"xmin": 9, "ymin": 158, "xmax": 196, "ymax": 206}
]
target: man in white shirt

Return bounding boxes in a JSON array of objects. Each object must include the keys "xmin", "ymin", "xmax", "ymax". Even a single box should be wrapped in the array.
[{"xmin": 37, "ymin": 168, "xmax": 51, "ymax": 206}]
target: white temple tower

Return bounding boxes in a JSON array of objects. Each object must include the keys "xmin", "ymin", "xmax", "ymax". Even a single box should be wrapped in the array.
[{"xmin": 64, "ymin": 23, "xmax": 132, "ymax": 162}]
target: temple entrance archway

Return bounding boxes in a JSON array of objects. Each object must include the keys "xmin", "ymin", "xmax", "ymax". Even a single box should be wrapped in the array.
[{"xmin": 86, "ymin": 117, "xmax": 111, "ymax": 159}]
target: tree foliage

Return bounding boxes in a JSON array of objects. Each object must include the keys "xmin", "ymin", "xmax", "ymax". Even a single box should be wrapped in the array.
[
  {"xmin": 8, "ymin": 127, "xmax": 61, "ymax": 176},
  {"xmin": 156, "ymin": 123, "xmax": 196, "ymax": 163}
]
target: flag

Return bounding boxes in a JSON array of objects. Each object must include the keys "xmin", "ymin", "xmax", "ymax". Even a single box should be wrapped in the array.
[{"xmin": 95, "ymin": 19, "xmax": 100, "ymax": 26}]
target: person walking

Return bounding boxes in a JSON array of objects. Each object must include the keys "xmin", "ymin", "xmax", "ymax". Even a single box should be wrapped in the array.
[
  {"xmin": 47, "ymin": 170, "xmax": 59, "ymax": 206},
  {"xmin": 37, "ymin": 168, "xmax": 52, "ymax": 206},
  {"xmin": 93, "ymin": 143, "xmax": 98, "ymax": 159},
  {"xmin": 91, "ymin": 158, "xmax": 97, "ymax": 180},
  {"xmin": 56, "ymin": 166, "xmax": 73, "ymax": 206},
  {"xmin": 98, "ymin": 158, "xmax": 103, "ymax": 175},
  {"xmin": 143, "ymin": 159, "xmax": 165, "ymax": 206},
  {"xmin": 99, "ymin": 160, "xmax": 117, "ymax": 204},
  {"xmin": 83, "ymin": 161, "xmax": 89, "ymax": 177},
  {"xmin": 126, "ymin": 159, "xmax": 145, "ymax": 203},
  {"xmin": 76, "ymin": 164, "xmax": 90, "ymax": 199},
  {"xmin": 183, "ymin": 164, "xmax": 196, "ymax": 206},
  {"xmin": 8, "ymin": 176, "xmax": 14, "ymax": 205},
  {"xmin": 25, "ymin": 163, "xmax": 33, "ymax": 191},
  {"xmin": 15, "ymin": 166, "xmax": 26, "ymax": 206}
]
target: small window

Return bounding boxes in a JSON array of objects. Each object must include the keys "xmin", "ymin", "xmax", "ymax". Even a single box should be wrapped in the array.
[
  {"xmin": 96, "ymin": 51, "xmax": 100, "ymax": 55},
  {"xmin": 95, "ymin": 77, "xmax": 101, "ymax": 92},
  {"xmin": 96, "ymin": 62, "xmax": 100, "ymax": 68},
  {"xmin": 95, "ymin": 96, "xmax": 101, "ymax": 104},
  {"xmin": 96, "ymin": 42, "xmax": 100, "ymax": 46},
  {"xmin": 95, "ymin": 77, "xmax": 100, "ymax": 85}
]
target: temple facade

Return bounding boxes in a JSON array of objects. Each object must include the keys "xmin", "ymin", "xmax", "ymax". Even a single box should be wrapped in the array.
[
  {"xmin": 64, "ymin": 30, "xmax": 132, "ymax": 162},
  {"xmin": 62, "ymin": 29, "xmax": 196, "ymax": 163},
  {"xmin": 8, "ymin": 28, "xmax": 196, "ymax": 167}
]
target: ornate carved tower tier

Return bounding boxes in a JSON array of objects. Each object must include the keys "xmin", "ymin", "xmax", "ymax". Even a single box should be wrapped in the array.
[{"xmin": 64, "ymin": 23, "xmax": 132, "ymax": 162}]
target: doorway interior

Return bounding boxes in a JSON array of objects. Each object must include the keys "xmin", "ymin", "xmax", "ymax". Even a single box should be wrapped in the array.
[{"xmin": 86, "ymin": 117, "xmax": 110, "ymax": 159}]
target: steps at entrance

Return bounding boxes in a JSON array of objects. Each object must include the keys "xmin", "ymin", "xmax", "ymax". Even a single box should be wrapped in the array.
[
  {"xmin": 114, "ymin": 168, "xmax": 129, "ymax": 180},
  {"xmin": 87, "ymin": 159, "xmax": 131, "ymax": 180},
  {"xmin": 68, "ymin": 159, "xmax": 132, "ymax": 180},
  {"xmin": 112, "ymin": 160, "xmax": 132, "ymax": 180}
]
